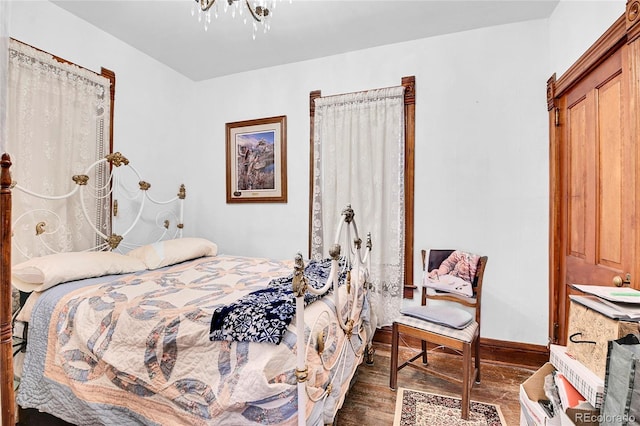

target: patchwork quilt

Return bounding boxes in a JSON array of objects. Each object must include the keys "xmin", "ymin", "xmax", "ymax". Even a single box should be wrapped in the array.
[{"xmin": 17, "ymin": 255, "xmax": 370, "ymax": 425}]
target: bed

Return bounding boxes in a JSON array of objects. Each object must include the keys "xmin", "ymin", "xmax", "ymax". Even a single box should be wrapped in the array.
[{"xmin": 1, "ymin": 153, "xmax": 375, "ymax": 426}]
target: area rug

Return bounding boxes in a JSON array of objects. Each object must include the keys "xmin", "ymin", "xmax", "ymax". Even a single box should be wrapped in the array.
[{"xmin": 393, "ymin": 388, "xmax": 506, "ymax": 426}]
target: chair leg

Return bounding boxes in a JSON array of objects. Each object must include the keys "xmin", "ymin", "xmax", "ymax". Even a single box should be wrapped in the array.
[
  {"xmin": 390, "ymin": 322, "xmax": 399, "ymax": 390},
  {"xmin": 421, "ymin": 339, "xmax": 428, "ymax": 364},
  {"xmin": 461, "ymin": 342, "xmax": 471, "ymax": 420},
  {"xmin": 474, "ymin": 335, "xmax": 481, "ymax": 384}
]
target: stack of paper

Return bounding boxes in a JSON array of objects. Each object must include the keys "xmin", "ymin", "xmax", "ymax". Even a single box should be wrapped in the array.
[
  {"xmin": 572, "ymin": 284, "xmax": 640, "ymax": 304},
  {"xmin": 570, "ymin": 284, "xmax": 640, "ymax": 321}
]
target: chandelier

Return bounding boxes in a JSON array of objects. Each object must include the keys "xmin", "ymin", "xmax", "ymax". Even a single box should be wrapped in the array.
[{"xmin": 192, "ymin": 0, "xmax": 280, "ymax": 39}]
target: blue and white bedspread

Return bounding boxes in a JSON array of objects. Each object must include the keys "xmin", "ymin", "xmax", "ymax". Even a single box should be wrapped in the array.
[
  {"xmin": 210, "ymin": 258, "xmax": 348, "ymax": 344},
  {"xmin": 16, "ymin": 255, "xmax": 372, "ymax": 426}
]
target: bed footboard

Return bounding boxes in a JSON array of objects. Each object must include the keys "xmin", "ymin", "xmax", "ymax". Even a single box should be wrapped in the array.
[{"xmin": 293, "ymin": 205, "xmax": 372, "ymax": 426}]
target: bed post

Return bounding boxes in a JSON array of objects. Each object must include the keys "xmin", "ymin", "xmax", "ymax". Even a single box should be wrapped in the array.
[
  {"xmin": 291, "ymin": 253, "xmax": 308, "ymax": 426},
  {"xmin": 177, "ymin": 184, "xmax": 186, "ymax": 238},
  {"xmin": 364, "ymin": 232, "xmax": 375, "ymax": 365},
  {"xmin": 0, "ymin": 153, "xmax": 14, "ymax": 426}
]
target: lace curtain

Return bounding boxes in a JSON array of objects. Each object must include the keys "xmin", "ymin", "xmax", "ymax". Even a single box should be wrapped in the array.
[
  {"xmin": 0, "ymin": 2, "xmax": 8, "ymax": 154},
  {"xmin": 7, "ymin": 39, "xmax": 111, "ymax": 263},
  {"xmin": 311, "ymin": 86, "xmax": 405, "ymax": 327}
]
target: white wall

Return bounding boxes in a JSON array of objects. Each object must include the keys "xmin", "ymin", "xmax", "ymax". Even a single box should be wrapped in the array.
[
  {"xmin": 190, "ymin": 20, "xmax": 552, "ymax": 344},
  {"xmin": 549, "ymin": 0, "xmax": 626, "ymax": 77},
  {"xmin": 7, "ymin": 0, "xmax": 627, "ymax": 346}
]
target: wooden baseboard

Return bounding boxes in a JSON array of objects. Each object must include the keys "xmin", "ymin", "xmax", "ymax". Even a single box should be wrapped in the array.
[{"xmin": 374, "ymin": 326, "xmax": 549, "ymax": 368}]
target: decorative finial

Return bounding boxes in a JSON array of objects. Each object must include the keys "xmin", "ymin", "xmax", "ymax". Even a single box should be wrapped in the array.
[
  {"xmin": 342, "ymin": 204, "xmax": 354, "ymax": 224},
  {"xmin": 106, "ymin": 234, "xmax": 123, "ymax": 249},
  {"xmin": 329, "ymin": 244, "xmax": 341, "ymax": 260},
  {"xmin": 292, "ymin": 252, "xmax": 307, "ymax": 297},
  {"xmin": 72, "ymin": 175, "xmax": 89, "ymax": 186},
  {"xmin": 106, "ymin": 152, "xmax": 129, "ymax": 167}
]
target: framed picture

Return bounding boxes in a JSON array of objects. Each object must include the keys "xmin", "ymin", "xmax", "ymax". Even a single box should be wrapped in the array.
[{"xmin": 226, "ymin": 115, "xmax": 287, "ymax": 203}]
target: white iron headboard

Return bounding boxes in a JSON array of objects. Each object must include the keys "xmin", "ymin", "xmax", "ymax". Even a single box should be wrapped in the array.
[{"xmin": 12, "ymin": 151, "xmax": 185, "ymax": 262}]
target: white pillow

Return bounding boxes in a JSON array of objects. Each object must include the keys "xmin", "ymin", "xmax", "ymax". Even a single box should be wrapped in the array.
[
  {"xmin": 12, "ymin": 251, "xmax": 147, "ymax": 293},
  {"xmin": 127, "ymin": 237, "xmax": 218, "ymax": 270}
]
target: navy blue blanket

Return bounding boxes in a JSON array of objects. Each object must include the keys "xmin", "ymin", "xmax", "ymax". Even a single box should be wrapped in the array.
[{"xmin": 209, "ymin": 258, "xmax": 348, "ymax": 344}]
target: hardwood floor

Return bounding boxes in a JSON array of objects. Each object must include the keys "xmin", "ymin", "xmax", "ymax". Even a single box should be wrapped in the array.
[{"xmin": 335, "ymin": 341, "xmax": 541, "ymax": 425}]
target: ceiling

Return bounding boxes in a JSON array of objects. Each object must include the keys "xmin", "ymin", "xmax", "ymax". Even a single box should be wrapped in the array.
[{"xmin": 51, "ymin": 0, "xmax": 560, "ymax": 82}]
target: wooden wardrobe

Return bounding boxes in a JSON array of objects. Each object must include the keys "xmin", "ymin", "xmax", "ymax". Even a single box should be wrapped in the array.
[{"xmin": 548, "ymin": 1, "xmax": 640, "ymax": 345}]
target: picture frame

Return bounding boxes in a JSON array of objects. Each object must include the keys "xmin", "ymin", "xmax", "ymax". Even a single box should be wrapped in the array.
[{"xmin": 226, "ymin": 115, "xmax": 287, "ymax": 203}]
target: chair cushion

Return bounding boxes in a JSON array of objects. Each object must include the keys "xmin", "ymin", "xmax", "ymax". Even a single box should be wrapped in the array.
[
  {"xmin": 401, "ymin": 305, "xmax": 473, "ymax": 329},
  {"xmin": 396, "ymin": 308, "xmax": 478, "ymax": 343}
]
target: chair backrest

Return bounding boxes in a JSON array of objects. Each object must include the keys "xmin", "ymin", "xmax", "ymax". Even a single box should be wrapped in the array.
[{"xmin": 420, "ymin": 249, "xmax": 488, "ymax": 323}]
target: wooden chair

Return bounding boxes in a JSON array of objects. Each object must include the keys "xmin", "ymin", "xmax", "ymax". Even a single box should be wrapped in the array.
[{"xmin": 390, "ymin": 249, "xmax": 488, "ymax": 420}]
